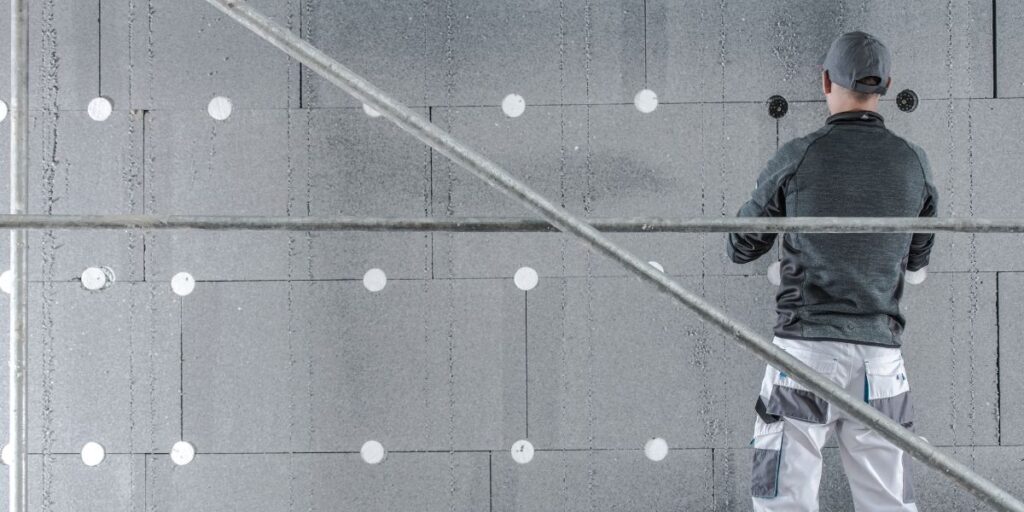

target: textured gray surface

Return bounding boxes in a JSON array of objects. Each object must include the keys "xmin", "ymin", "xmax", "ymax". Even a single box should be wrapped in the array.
[
  {"xmin": 998, "ymin": 273, "xmax": 1024, "ymax": 446},
  {"xmin": 123, "ymin": 0, "xmax": 300, "ymax": 110},
  {"xmin": 183, "ymin": 279, "xmax": 525, "ymax": 452},
  {"xmin": 647, "ymin": 0, "xmax": 993, "ymax": 103},
  {"xmin": 0, "ymin": 111, "xmax": 144, "ymax": 281},
  {"xmin": 0, "ymin": 0, "xmax": 1018, "ymax": 510},
  {"xmin": 492, "ymin": 449, "xmax": 714, "ymax": 511},
  {"xmin": 0, "ymin": 455, "xmax": 146, "ymax": 512},
  {"xmin": 0, "ymin": 283, "xmax": 180, "ymax": 454},
  {"xmin": 145, "ymin": 452, "xmax": 490, "ymax": 511},
  {"xmin": 303, "ymin": 0, "xmax": 646, "ymax": 108},
  {"xmin": 998, "ymin": 1, "xmax": 1024, "ymax": 98}
]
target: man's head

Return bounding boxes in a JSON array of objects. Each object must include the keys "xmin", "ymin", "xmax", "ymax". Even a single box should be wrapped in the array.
[{"xmin": 820, "ymin": 31, "xmax": 892, "ymax": 114}]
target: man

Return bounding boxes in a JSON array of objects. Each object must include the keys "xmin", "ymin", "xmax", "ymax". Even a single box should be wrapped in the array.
[{"xmin": 728, "ymin": 31, "xmax": 937, "ymax": 511}]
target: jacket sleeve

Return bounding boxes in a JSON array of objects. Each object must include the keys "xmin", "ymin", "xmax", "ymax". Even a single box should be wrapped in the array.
[
  {"xmin": 727, "ymin": 142, "xmax": 802, "ymax": 264},
  {"xmin": 907, "ymin": 148, "xmax": 938, "ymax": 271}
]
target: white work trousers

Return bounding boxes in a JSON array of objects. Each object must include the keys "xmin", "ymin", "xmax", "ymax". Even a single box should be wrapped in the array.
[{"xmin": 750, "ymin": 336, "xmax": 918, "ymax": 512}]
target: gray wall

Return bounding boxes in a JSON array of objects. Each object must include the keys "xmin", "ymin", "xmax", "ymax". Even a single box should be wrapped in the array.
[{"xmin": 0, "ymin": 0, "xmax": 1022, "ymax": 510}]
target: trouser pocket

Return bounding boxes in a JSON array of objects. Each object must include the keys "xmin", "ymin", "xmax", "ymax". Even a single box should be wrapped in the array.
[
  {"xmin": 865, "ymin": 354, "xmax": 914, "ymax": 428},
  {"xmin": 750, "ymin": 407, "xmax": 785, "ymax": 499},
  {"xmin": 762, "ymin": 348, "xmax": 838, "ymax": 424}
]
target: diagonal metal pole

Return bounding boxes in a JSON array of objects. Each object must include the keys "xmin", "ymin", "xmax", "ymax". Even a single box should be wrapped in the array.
[
  {"xmin": 8, "ymin": 0, "xmax": 29, "ymax": 510},
  {"xmin": 2, "ymin": 214, "xmax": 1024, "ymax": 232},
  {"xmin": 204, "ymin": 1, "xmax": 1024, "ymax": 509}
]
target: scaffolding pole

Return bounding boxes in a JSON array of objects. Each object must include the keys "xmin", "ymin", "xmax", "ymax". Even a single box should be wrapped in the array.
[
  {"xmin": 206, "ymin": 1, "xmax": 1024, "ymax": 509},
  {"xmin": 8, "ymin": 0, "xmax": 29, "ymax": 510},
  {"xmin": 2, "ymin": 214, "xmax": 1024, "ymax": 233}
]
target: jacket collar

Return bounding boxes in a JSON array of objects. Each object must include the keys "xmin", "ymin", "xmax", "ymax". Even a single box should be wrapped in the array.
[{"xmin": 825, "ymin": 110, "xmax": 885, "ymax": 126}]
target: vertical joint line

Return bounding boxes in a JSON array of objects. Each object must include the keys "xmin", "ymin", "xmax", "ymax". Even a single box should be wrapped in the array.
[
  {"xmin": 428, "ymin": 106, "xmax": 434, "ymax": 215},
  {"xmin": 143, "ymin": 455, "xmax": 149, "ymax": 510},
  {"xmin": 179, "ymin": 299, "xmax": 184, "ymax": 439},
  {"xmin": 141, "ymin": 110, "xmax": 148, "ymax": 214},
  {"xmin": 429, "ymin": 106, "xmax": 435, "ymax": 280},
  {"xmin": 992, "ymin": 0, "xmax": 998, "ymax": 98},
  {"xmin": 488, "ymin": 452, "xmax": 493, "ymax": 512},
  {"xmin": 711, "ymin": 448, "xmax": 716, "ymax": 507},
  {"xmin": 638, "ymin": 0, "xmax": 647, "ymax": 86},
  {"xmin": 995, "ymin": 271, "xmax": 1001, "ymax": 445},
  {"xmin": 98, "ymin": 0, "xmax": 103, "ymax": 94},
  {"xmin": 298, "ymin": 0, "xmax": 304, "ymax": 109},
  {"xmin": 141, "ymin": 110, "xmax": 148, "ymax": 280},
  {"xmin": 524, "ymin": 292, "xmax": 529, "ymax": 439}
]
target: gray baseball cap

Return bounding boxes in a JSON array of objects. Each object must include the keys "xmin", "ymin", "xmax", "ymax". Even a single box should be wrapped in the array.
[{"xmin": 820, "ymin": 31, "xmax": 891, "ymax": 95}]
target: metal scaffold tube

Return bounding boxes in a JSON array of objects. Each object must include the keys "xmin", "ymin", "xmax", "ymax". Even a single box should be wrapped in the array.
[
  {"xmin": 205, "ymin": 1, "xmax": 1023, "ymax": 509},
  {"xmin": 2, "ymin": 214, "xmax": 1024, "ymax": 233},
  {"xmin": 8, "ymin": 0, "xmax": 29, "ymax": 510}
]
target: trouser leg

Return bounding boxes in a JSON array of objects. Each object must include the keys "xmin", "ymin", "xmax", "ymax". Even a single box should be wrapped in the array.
[
  {"xmin": 836, "ymin": 346, "xmax": 918, "ymax": 512},
  {"xmin": 835, "ymin": 418, "xmax": 918, "ymax": 512},
  {"xmin": 753, "ymin": 338, "xmax": 845, "ymax": 511},
  {"xmin": 752, "ymin": 416, "xmax": 833, "ymax": 511}
]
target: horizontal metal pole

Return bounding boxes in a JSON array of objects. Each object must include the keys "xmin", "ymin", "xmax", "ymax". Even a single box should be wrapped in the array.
[
  {"xmin": 205, "ymin": 1, "xmax": 1024, "ymax": 510},
  {"xmin": 4, "ymin": 214, "xmax": 1024, "ymax": 233}
]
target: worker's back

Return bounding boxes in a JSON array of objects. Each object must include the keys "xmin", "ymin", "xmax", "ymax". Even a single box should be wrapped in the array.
[{"xmin": 729, "ymin": 110, "xmax": 938, "ymax": 347}]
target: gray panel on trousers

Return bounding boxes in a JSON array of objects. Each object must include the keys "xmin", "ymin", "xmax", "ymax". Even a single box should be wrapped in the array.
[
  {"xmin": 766, "ymin": 386, "xmax": 829, "ymax": 424},
  {"xmin": 647, "ymin": 0, "xmax": 992, "ymax": 103},
  {"xmin": 0, "ymin": 283, "xmax": 180, "ymax": 453},
  {"xmin": 527, "ymin": 275, "xmax": 717, "ymax": 449},
  {"xmin": 716, "ymin": 446, "xmax": 1024, "ymax": 511},
  {"xmin": 304, "ymin": 0, "xmax": 645, "ymax": 107},
  {"xmin": 183, "ymin": 280, "xmax": 524, "ymax": 453},
  {"xmin": 0, "ymin": 455, "xmax": 146, "ymax": 512},
  {"xmin": 713, "ymin": 446, "xmax": 856, "ymax": 511},
  {"xmin": 998, "ymin": 272, "xmax": 1024, "ymax": 445},
  {"xmin": 0, "ymin": 111, "xmax": 144, "ymax": 281},
  {"xmin": 997, "ymin": 1, "xmax": 1024, "ymax": 98},
  {"xmin": 123, "ymin": 0, "xmax": 299, "ymax": 110},
  {"xmin": 0, "ymin": 1, "xmax": 112, "ymax": 111},
  {"xmin": 492, "ymin": 449, "xmax": 713, "ymax": 511},
  {"xmin": 146, "ymin": 452, "xmax": 489, "ymax": 512},
  {"xmin": 716, "ymin": 447, "xmax": 856, "ymax": 511},
  {"xmin": 900, "ymin": 272, "xmax": 999, "ymax": 446},
  {"xmin": 432, "ymin": 103, "xmax": 775, "ymax": 278}
]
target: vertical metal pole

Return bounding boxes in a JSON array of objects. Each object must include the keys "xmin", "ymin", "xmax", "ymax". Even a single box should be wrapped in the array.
[{"xmin": 9, "ymin": 0, "xmax": 29, "ymax": 509}]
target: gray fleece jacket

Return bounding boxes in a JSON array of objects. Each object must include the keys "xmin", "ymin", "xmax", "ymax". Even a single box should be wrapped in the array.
[{"xmin": 727, "ymin": 110, "xmax": 938, "ymax": 348}]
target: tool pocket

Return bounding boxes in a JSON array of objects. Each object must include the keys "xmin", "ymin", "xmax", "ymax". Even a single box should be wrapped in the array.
[
  {"xmin": 763, "ymin": 348, "xmax": 838, "ymax": 424},
  {"xmin": 750, "ymin": 411, "xmax": 785, "ymax": 499},
  {"xmin": 865, "ymin": 354, "xmax": 914, "ymax": 427}
]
